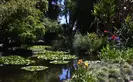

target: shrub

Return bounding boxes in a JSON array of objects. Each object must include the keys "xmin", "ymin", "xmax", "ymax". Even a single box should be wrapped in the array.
[
  {"xmin": 52, "ymin": 36, "xmax": 72, "ymax": 51},
  {"xmin": 100, "ymin": 44, "xmax": 133, "ymax": 62},
  {"xmin": 66, "ymin": 59, "xmax": 96, "ymax": 82},
  {"xmin": 67, "ymin": 61, "xmax": 133, "ymax": 82},
  {"xmin": 117, "ymin": 15, "xmax": 133, "ymax": 47},
  {"xmin": 73, "ymin": 33, "xmax": 104, "ymax": 54}
]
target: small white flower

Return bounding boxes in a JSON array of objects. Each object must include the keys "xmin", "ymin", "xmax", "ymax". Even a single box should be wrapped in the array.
[{"xmin": 124, "ymin": 7, "xmax": 126, "ymax": 10}]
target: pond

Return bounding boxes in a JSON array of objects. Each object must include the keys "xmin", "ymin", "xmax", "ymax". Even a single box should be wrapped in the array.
[
  {"xmin": 0, "ymin": 57, "xmax": 77, "ymax": 82},
  {"xmin": 0, "ymin": 45, "xmax": 98, "ymax": 82}
]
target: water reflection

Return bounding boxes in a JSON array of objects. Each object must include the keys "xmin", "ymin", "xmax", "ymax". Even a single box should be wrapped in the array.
[
  {"xmin": 0, "ymin": 60, "xmax": 78, "ymax": 82},
  {"xmin": 59, "ymin": 60, "xmax": 78, "ymax": 82},
  {"xmin": 59, "ymin": 68, "xmax": 71, "ymax": 81}
]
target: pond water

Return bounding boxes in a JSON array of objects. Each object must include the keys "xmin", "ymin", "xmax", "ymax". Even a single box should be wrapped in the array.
[
  {"xmin": 0, "ymin": 48, "xmax": 98, "ymax": 82},
  {"xmin": 0, "ymin": 58, "xmax": 77, "ymax": 82}
]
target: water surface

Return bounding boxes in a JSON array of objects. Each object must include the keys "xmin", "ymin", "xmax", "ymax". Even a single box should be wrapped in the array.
[{"xmin": 0, "ymin": 59, "xmax": 76, "ymax": 82}]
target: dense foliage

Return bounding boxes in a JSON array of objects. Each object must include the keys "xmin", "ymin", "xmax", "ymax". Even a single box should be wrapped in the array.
[
  {"xmin": 0, "ymin": 0, "xmax": 48, "ymax": 44},
  {"xmin": 1, "ymin": 0, "xmax": 133, "ymax": 82},
  {"xmin": 68, "ymin": 0, "xmax": 133, "ymax": 82},
  {"xmin": 67, "ymin": 61, "xmax": 133, "ymax": 82},
  {"xmin": 100, "ymin": 44, "xmax": 133, "ymax": 62},
  {"xmin": 73, "ymin": 33, "xmax": 103, "ymax": 54}
]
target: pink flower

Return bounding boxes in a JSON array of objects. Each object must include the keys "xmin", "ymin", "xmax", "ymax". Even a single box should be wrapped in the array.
[{"xmin": 104, "ymin": 30, "xmax": 109, "ymax": 33}]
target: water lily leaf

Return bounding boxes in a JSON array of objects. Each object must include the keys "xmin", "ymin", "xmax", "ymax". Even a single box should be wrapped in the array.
[
  {"xmin": 50, "ymin": 60, "xmax": 70, "ymax": 64},
  {"xmin": 33, "ymin": 51, "xmax": 77, "ymax": 60},
  {"xmin": 0, "ymin": 56, "xmax": 35, "ymax": 65},
  {"xmin": 28, "ymin": 45, "xmax": 51, "ymax": 51},
  {"xmin": 21, "ymin": 66, "xmax": 48, "ymax": 71}
]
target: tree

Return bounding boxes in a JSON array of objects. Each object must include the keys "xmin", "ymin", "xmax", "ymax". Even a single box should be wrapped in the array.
[
  {"xmin": 61, "ymin": 0, "xmax": 97, "ymax": 35},
  {"xmin": 47, "ymin": 0, "xmax": 61, "ymax": 20},
  {"xmin": 0, "ymin": 0, "xmax": 48, "ymax": 44},
  {"xmin": 92, "ymin": 0, "xmax": 116, "ymax": 34}
]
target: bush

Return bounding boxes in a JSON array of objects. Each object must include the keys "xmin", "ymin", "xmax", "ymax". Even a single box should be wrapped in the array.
[
  {"xmin": 73, "ymin": 33, "xmax": 104, "ymax": 54},
  {"xmin": 66, "ymin": 60, "xmax": 96, "ymax": 82},
  {"xmin": 117, "ymin": 15, "xmax": 133, "ymax": 47},
  {"xmin": 52, "ymin": 35, "xmax": 72, "ymax": 51},
  {"xmin": 67, "ymin": 61, "xmax": 133, "ymax": 82},
  {"xmin": 100, "ymin": 44, "xmax": 133, "ymax": 62}
]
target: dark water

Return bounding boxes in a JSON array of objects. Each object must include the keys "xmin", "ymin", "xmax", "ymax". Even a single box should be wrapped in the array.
[
  {"xmin": 0, "ymin": 59, "xmax": 77, "ymax": 82},
  {"xmin": 0, "ymin": 49, "xmax": 98, "ymax": 82}
]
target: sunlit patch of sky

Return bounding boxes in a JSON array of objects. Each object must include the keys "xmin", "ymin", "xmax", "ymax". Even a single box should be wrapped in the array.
[
  {"xmin": 52, "ymin": 0, "xmax": 67, "ymax": 24},
  {"xmin": 59, "ymin": 16, "xmax": 66, "ymax": 24},
  {"xmin": 57, "ymin": 0, "xmax": 68, "ymax": 24},
  {"xmin": 59, "ymin": 68, "xmax": 71, "ymax": 81},
  {"xmin": 58, "ymin": 0, "xmax": 64, "ymax": 5}
]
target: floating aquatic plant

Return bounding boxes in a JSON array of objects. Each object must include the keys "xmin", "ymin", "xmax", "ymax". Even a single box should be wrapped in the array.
[
  {"xmin": 32, "ymin": 50, "xmax": 46, "ymax": 54},
  {"xmin": 28, "ymin": 45, "xmax": 52, "ymax": 54},
  {"xmin": 21, "ymin": 66, "xmax": 48, "ymax": 71},
  {"xmin": 0, "ymin": 56, "xmax": 35, "ymax": 65},
  {"xmin": 33, "ymin": 51, "xmax": 77, "ymax": 60},
  {"xmin": 50, "ymin": 60, "xmax": 69, "ymax": 64},
  {"xmin": 45, "ymin": 51, "xmax": 69, "ymax": 54},
  {"xmin": 28, "ymin": 45, "xmax": 51, "ymax": 51}
]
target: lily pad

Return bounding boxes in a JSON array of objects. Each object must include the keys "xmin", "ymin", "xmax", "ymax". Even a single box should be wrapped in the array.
[
  {"xmin": 50, "ymin": 60, "xmax": 70, "ymax": 64},
  {"xmin": 34, "ymin": 51, "xmax": 77, "ymax": 60},
  {"xmin": 21, "ymin": 66, "xmax": 48, "ymax": 71},
  {"xmin": 0, "ymin": 56, "xmax": 35, "ymax": 65},
  {"xmin": 45, "ymin": 51, "xmax": 69, "ymax": 54},
  {"xmin": 28, "ymin": 45, "xmax": 51, "ymax": 51},
  {"xmin": 28, "ymin": 46, "xmax": 52, "ymax": 54},
  {"xmin": 32, "ymin": 50, "xmax": 46, "ymax": 54}
]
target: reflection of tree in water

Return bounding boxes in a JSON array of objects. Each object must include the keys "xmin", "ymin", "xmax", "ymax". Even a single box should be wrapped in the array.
[
  {"xmin": 0, "ymin": 68, "xmax": 52, "ymax": 82},
  {"xmin": 18, "ymin": 68, "xmax": 62, "ymax": 82}
]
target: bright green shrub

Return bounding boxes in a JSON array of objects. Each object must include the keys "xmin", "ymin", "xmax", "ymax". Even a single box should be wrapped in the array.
[{"xmin": 100, "ymin": 44, "xmax": 133, "ymax": 62}]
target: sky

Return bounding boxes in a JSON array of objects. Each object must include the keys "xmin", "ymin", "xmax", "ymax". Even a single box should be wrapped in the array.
[
  {"xmin": 58, "ymin": 0, "xmax": 68, "ymax": 24},
  {"xmin": 52, "ymin": 0, "xmax": 68, "ymax": 24},
  {"xmin": 59, "ymin": 16, "xmax": 66, "ymax": 24}
]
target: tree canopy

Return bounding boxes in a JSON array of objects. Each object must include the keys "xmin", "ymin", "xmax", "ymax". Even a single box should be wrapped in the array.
[{"xmin": 0, "ymin": 0, "xmax": 55, "ymax": 44}]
